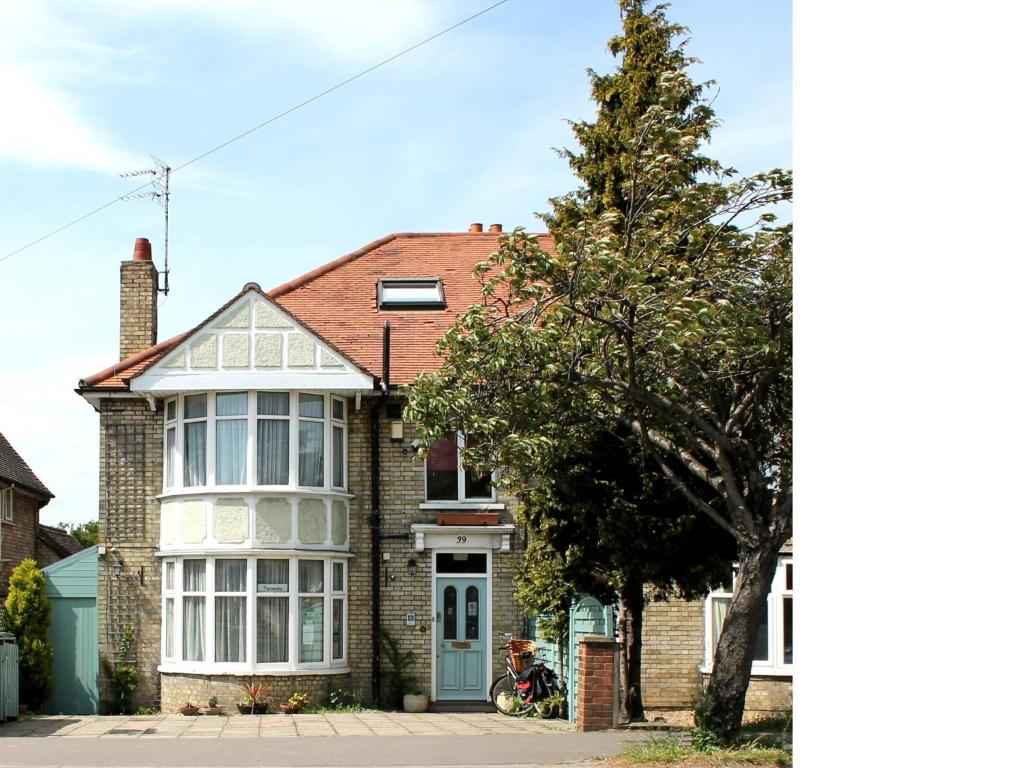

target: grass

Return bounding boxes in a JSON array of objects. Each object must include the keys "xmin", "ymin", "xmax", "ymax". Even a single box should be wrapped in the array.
[{"xmin": 618, "ymin": 735, "xmax": 791, "ymax": 767}]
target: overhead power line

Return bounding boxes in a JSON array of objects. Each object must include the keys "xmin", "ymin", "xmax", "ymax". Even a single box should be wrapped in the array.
[{"xmin": 0, "ymin": 0, "xmax": 511, "ymax": 265}]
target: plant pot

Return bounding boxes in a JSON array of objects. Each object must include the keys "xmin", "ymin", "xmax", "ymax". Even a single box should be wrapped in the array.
[
  {"xmin": 403, "ymin": 693, "xmax": 429, "ymax": 713},
  {"xmin": 279, "ymin": 703, "xmax": 300, "ymax": 714},
  {"xmin": 237, "ymin": 701, "xmax": 269, "ymax": 715},
  {"xmin": 200, "ymin": 706, "xmax": 222, "ymax": 716},
  {"xmin": 436, "ymin": 511, "xmax": 499, "ymax": 526},
  {"xmin": 179, "ymin": 705, "xmax": 199, "ymax": 716},
  {"xmin": 18, "ymin": 703, "xmax": 28, "ymax": 715}
]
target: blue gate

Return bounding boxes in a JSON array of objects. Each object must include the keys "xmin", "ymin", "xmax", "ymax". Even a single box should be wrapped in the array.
[{"xmin": 527, "ymin": 595, "xmax": 614, "ymax": 723}]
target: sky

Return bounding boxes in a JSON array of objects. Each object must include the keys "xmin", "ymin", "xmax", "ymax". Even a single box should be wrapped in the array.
[{"xmin": 0, "ymin": 0, "xmax": 791, "ymax": 527}]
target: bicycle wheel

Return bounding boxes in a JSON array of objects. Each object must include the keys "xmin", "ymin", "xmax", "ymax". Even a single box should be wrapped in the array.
[{"xmin": 489, "ymin": 674, "xmax": 533, "ymax": 716}]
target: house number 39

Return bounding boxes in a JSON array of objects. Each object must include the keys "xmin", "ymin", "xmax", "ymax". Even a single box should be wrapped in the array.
[{"xmin": 456, "ymin": 536, "xmax": 467, "ymax": 544}]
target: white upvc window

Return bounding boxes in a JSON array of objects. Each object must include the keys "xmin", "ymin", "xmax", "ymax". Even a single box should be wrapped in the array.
[
  {"xmin": 424, "ymin": 434, "xmax": 496, "ymax": 502},
  {"xmin": 162, "ymin": 391, "xmax": 348, "ymax": 493},
  {"xmin": 0, "ymin": 486, "xmax": 13, "ymax": 523},
  {"xmin": 705, "ymin": 556, "xmax": 793, "ymax": 675},
  {"xmin": 162, "ymin": 554, "xmax": 348, "ymax": 674}
]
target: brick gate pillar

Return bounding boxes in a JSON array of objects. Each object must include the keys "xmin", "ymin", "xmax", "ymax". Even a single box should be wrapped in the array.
[{"xmin": 576, "ymin": 635, "xmax": 618, "ymax": 731}]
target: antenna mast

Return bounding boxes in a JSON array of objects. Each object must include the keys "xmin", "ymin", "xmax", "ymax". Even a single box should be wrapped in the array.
[{"xmin": 120, "ymin": 156, "xmax": 171, "ymax": 295}]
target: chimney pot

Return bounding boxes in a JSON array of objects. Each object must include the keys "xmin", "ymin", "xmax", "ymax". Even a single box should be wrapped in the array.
[
  {"xmin": 468, "ymin": 223, "xmax": 483, "ymax": 233},
  {"xmin": 132, "ymin": 237, "xmax": 152, "ymax": 261},
  {"xmin": 488, "ymin": 224, "xmax": 503, "ymax": 233}
]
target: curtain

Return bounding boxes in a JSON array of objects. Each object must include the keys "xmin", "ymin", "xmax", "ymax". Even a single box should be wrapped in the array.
[
  {"xmin": 215, "ymin": 597, "xmax": 246, "ymax": 662},
  {"xmin": 257, "ymin": 420, "xmax": 289, "ymax": 484},
  {"xmin": 183, "ymin": 596, "xmax": 205, "ymax": 661},
  {"xmin": 215, "ymin": 559, "xmax": 246, "ymax": 592},
  {"xmin": 257, "ymin": 559, "xmax": 288, "ymax": 590},
  {"xmin": 165, "ymin": 598, "xmax": 174, "ymax": 657},
  {"xmin": 257, "ymin": 597, "xmax": 288, "ymax": 663},
  {"xmin": 711, "ymin": 597, "xmax": 729, "ymax": 658},
  {"xmin": 299, "ymin": 420, "xmax": 324, "ymax": 487},
  {"xmin": 300, "ymin": 597, "xmax": 323, "ymax": 663},
  {"xmin": 426, "ymin": 438, "xmax": 458, "ymax": 500},
  {"xmin": 298, "ymin": 394, "xmax": 324, "ymax": 418},
  {"xmin": 183, "ymin": 560, "xmax": 206, "ymax": 591},
  {"xmin": 299, "ymin": 560, "xmax": 323, "ymax": 593},
  {"xmin": 216, "ymin": 420, "xmax": 247, "ymax": 485},
  {"xmin": 332, "ymin": 598, "xmax": 344, "ymax": 659},
  {"xmin": 165, "ymin": 427, "xmax": 176, "ymax": 486},
  {"xmin": 184, "ymin": 421, "xmax": 207, "ymax": 486},
  {"xmin": 332, "ymin": 424, "xmax": 345, "ymax": 487}
]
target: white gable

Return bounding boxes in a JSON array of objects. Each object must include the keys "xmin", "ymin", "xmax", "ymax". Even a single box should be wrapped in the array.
[{"xmin": 131, "ymin": 290, "xmax": 374, "ymax": 395}]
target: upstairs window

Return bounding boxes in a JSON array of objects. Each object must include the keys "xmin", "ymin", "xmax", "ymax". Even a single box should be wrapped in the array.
[
  {"xmin": 377, "ymin": 278, "xmax": 445, "ymax": 309},
  {"xmin": 425, "ymin": 435, "xmax": 495, "ymax": 502}
]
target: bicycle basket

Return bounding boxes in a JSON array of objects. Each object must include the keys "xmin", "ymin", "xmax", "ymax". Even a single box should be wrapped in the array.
[{"xmin": 509, "ymin": 639, "xmax": 536, "ymax": 673}]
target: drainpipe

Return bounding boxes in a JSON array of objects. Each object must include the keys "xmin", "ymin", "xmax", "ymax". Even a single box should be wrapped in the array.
[{"xmin": 370, "ymin": 321, "xmax": 391, "ymax": 705}]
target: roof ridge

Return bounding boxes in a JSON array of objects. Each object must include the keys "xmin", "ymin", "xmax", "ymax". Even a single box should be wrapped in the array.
[{"xmin": 267, "ymin": 233, "xmax": 399, "ymax": 299}]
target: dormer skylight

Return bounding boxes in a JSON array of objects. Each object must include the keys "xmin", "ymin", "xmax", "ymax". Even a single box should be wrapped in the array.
[{"xmin": 377, "ymin": 278, "xmax": 445, "ymax": 309}]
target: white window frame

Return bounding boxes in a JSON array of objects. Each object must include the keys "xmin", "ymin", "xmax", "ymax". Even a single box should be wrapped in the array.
[
  {"xmin": 703, "ymin": 555, "xmax": 793, "ymax": 676},
  {"xmin": 162, "ymin": 391, "xmax": 350, "ymax": 495},
  {"xmin": 159, "ymin": 554, "xmax": 348, "ymax": 675},
  {"xmin": 0, "ymin": 486, "xmax": 13, "ymax": 523},
  {"xmin": 423, "ymin": 434, "xmax": 497, "ymax": 503},
  {"xmin": 297, "ymin": 394, "xmax": 326, "ymax": 489}
]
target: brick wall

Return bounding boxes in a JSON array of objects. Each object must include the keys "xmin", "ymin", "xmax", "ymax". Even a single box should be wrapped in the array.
[
  {"xmin": 162, "ymin": 672, "xmax": 353, "ymax": 710},
  {"xmin": 119, "ymin": 259, "xmax": 157, "ymax": 360},
  {"xmin": 96, "ymin": 397, "xmax": 163, "ymax": 710},
  {"xmin": 576, "ymin": 635, "xmax": 617, "ymax": 731},
  {"xmin": 0, "ymin": 489, "xmax": 43, "ymax": 600}
]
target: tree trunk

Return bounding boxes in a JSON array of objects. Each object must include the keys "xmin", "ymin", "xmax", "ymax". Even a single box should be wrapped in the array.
[
  {"xmin": 703, "ymin": 544, "xmax": 779, "ymax": 742},
  {"xmin": 617, "ymin": 579, "xmax": 645, "ymax": 723}
]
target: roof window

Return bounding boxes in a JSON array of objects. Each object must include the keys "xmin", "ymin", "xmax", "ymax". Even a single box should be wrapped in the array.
[{"xmin": 377, "ymin": 278, "xmax": 445, "ymax": 309}]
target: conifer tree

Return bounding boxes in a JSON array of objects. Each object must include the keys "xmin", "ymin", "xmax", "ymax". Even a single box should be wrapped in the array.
[{"xmin": 5, "ymin": 558, "xmax": 55, "ymax": 710}]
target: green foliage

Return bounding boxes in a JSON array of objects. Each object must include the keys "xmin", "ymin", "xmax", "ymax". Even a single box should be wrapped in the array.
[
  {"xmin": 4, "ymin": 558, "xmax": 54, "ymax": 710},
  {"xmin": 100, "ymin": 623, "xmax": 138, "ymax": 715},
  {"xmin": 380, "ymin": 628, "xmax": 416, "ymax": 707},
  {"xmin": 134, "ymin": 705, "xmax": 157, "ymax": 715},
  {"xmin": 286, "ymin": 692, "xmax": 310, "ymax": 710},
  {"xmin": 693, "ymin": 683, "xmax": 726, "ymax": 751},
  {"xmin": 57, "ymin": 520, "xmax": 99, "ymax": 548}
]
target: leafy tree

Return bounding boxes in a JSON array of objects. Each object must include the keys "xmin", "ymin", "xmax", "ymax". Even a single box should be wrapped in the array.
[
  {"xmin": 408, "ymin": 0, "xmax": 791, "ymax": 741},
  {"xmin": 514, "ymin": 428, "xmax": 734, "ymax": 720},
  {"xmin": 58, "ymin": 520, "xmax": 99, "ymax": 548},
  {"xmin": 4, "ymin": 558, "xmax": 54, "ymax": 710}
]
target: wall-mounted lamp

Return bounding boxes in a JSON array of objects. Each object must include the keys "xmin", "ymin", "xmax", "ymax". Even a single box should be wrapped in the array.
[{"xmin": 406, "ymin": 558, "xmax": 418, "ymax": 576}]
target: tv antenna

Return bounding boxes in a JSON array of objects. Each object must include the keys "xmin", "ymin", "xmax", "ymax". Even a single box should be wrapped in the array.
[{"xmin": 120, "ymin": 156, "xmax": 171, "ymax": 295}]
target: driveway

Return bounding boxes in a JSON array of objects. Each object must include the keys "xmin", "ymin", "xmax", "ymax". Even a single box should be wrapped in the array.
[{"xmin": 0, "ymin": 712, "xmax": 635, "ymax": 767}]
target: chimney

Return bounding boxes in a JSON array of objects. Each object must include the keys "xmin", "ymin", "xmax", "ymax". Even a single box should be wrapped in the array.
[
  {"xmin": 488, "ymin": 223, "xmax": 503, "ymax": 233},
  {"xmin": 119, "ymin": 237, "xmax": 158, "ymax": 360},
  {"xmin": 468, "ymin": 222, "xmax": 483, "ymax": 233}
]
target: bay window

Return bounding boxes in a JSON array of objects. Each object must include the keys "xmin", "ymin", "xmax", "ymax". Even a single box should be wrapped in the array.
[
  {"xmin": 162, "ymin": 391, "xmax": 348, "ymax": 492},
  {"xmin": 425, "ymin": 435, "xmax": 495, "ymax": 502},
  {"xmin": 162, "ymin": 555, "xmax": 348, "ymax": 672},
  {"xmin": 705, "ymin": 556, "xmax": 793, "ymax": 674}
]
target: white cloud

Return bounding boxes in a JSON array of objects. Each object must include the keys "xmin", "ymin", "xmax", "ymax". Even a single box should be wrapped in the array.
[{"xmin": 0, "ymin": 0, "xmax": 446, "ymax": 174}]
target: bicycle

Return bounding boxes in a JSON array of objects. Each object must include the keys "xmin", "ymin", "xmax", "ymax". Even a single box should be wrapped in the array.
[{"xmin": 489, "ymin": 632, "xmax": 564, "ymax": 718}]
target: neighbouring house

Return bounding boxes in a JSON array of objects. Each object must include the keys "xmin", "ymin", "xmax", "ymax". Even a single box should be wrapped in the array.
[
  {"xmin": 0, "ymin": 430, "xmax": 73, "ymax": 599},
  {"xmin": 641, "ymin": 549, "xmax": 793, "ymax": 717},
  {"xmin": 76, "ymin": 230, "xmax": 793, "ymax": 715}
]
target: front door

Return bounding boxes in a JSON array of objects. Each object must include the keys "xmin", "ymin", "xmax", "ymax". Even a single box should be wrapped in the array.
[{"xmin": 435, "ymin": 576, "xmax": 487, "ymax": 700}]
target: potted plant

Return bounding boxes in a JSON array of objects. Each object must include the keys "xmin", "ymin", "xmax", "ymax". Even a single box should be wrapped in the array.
[
  {"xmin": 279, "ymin": 692, "xmax": 309, "ymax": 714},
  {"xmin": 179, "ymin": 702, "xmax": 199, "ymax": 716},
  {"xmin": 238, "ymin": 682, "xmax": 269, "ymax": 715},
  {"xmin": 381, "ymin": 628, "xmax": 421, "ymax": 711},
  {"xmin": 200, "ymin": 696, "xmax": 222, "ymax": 716}
]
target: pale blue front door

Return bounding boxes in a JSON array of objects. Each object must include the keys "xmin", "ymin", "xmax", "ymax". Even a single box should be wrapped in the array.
[{"xmin": 435, "ymin": 577, "xmax": 487, "ymax": 700}]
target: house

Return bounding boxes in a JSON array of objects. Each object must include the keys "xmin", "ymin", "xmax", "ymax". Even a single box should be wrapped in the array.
[
  {"xmin": 77, "ymin": 227, "xmax": 539, "ymax": 711},
  {"xmin": 76, "ymin": 229, "xmax": 793, "ymax": 716},
  {"xmin": 0, "ymin": 430, "xmax": 66, "ymax": 599}
]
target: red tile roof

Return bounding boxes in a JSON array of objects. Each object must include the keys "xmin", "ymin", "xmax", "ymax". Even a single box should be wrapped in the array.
[{"xmin": 80, "ymin": 231, "xmax": 553, "ymax": 389}]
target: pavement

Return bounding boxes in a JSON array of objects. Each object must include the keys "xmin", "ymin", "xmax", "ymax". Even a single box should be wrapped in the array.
[{"xmin": 0, "ymin": 712, "xmax": 638, "ymax": 767}]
